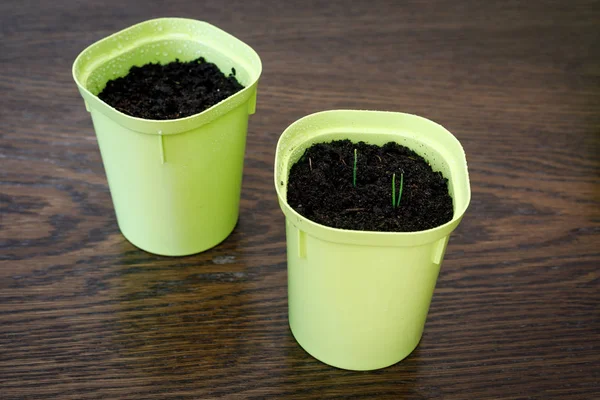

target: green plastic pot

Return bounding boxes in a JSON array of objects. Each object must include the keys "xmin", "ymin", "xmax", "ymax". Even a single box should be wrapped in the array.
[
  {"xmin": 274, "ymin": 110, "xmax": 471, "ymax": 370},
  {"xmin": 73, "ymin": 18, "xmax": 262, "ymax": 256}
]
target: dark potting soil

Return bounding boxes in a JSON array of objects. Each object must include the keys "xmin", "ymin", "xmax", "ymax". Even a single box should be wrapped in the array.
[
  {"xmin": 286, "ymin": 140, "xmax": 454, "ymax": 232},
  {"xmin": 98, "ymin": 57, "xmax": 244, "ymax": 120}
]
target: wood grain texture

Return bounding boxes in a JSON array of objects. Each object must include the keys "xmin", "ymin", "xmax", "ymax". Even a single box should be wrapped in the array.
[{"xmin": 1, "ymin": 0, "xmax": 599, "ymax": 398}]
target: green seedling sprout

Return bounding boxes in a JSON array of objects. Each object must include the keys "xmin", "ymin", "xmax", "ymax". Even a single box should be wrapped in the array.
[
  {"xmin": 392, "ymin": 173, "xmax": 396, "ymax": 207},
  {"xmin": 392, "ymin": 172, "xmax": 404, "ymax": 208},
  {"xmin": 397, "ymin": 172, "xmax": 404, "ymax": 207},
  {"xmin": 353, "ymin": 148, "xmax": 357, "ymax": 187}
]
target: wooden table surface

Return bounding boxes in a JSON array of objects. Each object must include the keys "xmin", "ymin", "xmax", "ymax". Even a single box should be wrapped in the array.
[{"xmin": 2, "ymin": 1, "xmax": 599, "ymax": 398}]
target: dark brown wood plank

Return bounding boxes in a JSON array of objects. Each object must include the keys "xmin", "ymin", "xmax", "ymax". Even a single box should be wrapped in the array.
[{"xmin": 1, "ymin": 0, "xmax": 599, "ymax": 399}]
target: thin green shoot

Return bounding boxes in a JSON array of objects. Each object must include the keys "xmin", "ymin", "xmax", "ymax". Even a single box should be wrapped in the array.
[
  {"xmin": 392, "ymin": 173, "xmax": 396, "ymax": 207},
  {"xmin": 392, "ymin": 172, "xmax": 405, "ymax": 208},
  {"xmin": 396, "ymin": 172, "xmax": 404, "ymax": 207},
  {"xmin": 353, "ymin": 148, "xmax": 357, "ymax": 187}
]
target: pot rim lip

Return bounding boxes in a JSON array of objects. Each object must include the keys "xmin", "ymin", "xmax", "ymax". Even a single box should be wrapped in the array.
[
  {"xmin": 72, "ymin": 17, "xmax": 262, "ymax": 134},
  {"xmin": 274, "ymin": 109, "xmax": 471, "ymax": 247}
]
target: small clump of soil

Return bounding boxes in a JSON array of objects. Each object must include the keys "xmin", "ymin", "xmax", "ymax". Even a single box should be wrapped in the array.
[
  {"xmin": 98, "ymin": 57, "xmax": 244, "ymax": 120},
  {"xmin": 286, "ymin": 140, "xmax": 453, "ymax": 232}
]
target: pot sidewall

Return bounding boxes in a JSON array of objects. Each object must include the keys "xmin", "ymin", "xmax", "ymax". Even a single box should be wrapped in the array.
[
  {"xmin": 274, "ymin": 110, "xmax": 471, "ymax": 370},
  {"xmin": 73, "ymin": 18, "xmax": 262, "ymax": 256}
]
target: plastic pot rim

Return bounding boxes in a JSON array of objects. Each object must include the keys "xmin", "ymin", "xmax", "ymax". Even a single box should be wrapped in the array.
[
  {"xmin": 274, "ymin": 109, "xmax": 471, "ymax": 248},
  {"xmin": 72, "ymin": 17, "xmax": 263, "ymax": 136}
]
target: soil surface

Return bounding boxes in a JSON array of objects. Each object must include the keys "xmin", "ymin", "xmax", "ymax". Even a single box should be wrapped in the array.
[
  {"xmin": 287, "ymin": 140, "xmax": 453, "ymax": 232},
  {"xmin": 98, "ymin": 57, "xmax": 244, "ymax": 120}
]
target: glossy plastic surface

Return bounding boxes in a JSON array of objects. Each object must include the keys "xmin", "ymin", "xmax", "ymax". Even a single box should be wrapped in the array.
[{"xmin": 274, "ymin": 110, "xmax": 471, "ymax": 370}]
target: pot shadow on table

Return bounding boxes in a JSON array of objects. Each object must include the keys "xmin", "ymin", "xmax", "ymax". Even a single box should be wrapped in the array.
[
  {"xmin": 107, "ymin": 235, "xmax": 251, "ymax": 380},
  {"xmin": 105, "ymin": 236, "xmax": 430, "ymax": 398},
  {"xmin": 271, "ymin": 343, "xmax": 429, "ymax": 399},
  {"xmin": 105, "ymin": 227, "xmax": 294, "ymax": 395}
]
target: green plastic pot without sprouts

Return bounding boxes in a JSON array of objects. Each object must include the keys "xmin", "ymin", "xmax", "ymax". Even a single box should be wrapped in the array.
[{"xmin": 73, "ymin": 18, "xmax": 262, "ymax": 256}]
